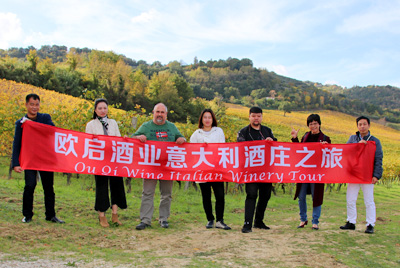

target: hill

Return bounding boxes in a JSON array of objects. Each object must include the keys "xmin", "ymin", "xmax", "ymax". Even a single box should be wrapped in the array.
[
  {"xmin": 1, "ymin": 80, "xmax": 399, "ymax": 180},
  {"xmin": 1, "ymin": 45, "xmax": 400, "ymax": 125}
]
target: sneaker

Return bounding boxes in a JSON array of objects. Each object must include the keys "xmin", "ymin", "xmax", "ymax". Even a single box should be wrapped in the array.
[
  {"xmin": 340, "ymin": 221, "xmax": 355, "ymax": 230},
  {"xmin": 136, "ymin": 222, "xmax": 150, "ymax": 230},
  {"xmin": 206, "ymin": 220, "xmax": 214, "ymax": 229},
  {"xmin": 216, "ymin": 220, "xmax": 231, "ymax": 230},
  {"xmin": 160, "ymin": 221, "xmax": 169, "ymax": 228},
  {"xmin": 46, "ymin": 216, "xmax": 65, "ymax": 224},
  {"xmin": 241, "ymin": 224, "xmax": 252, "ymax": 233},
  {"xmin": 365, "ymin": 224, "xmax": 374, "ymax": 234},
  {"xmin": 22, "ymin": 217, "xmax": 32, "ymax": 223},
  {"xmin": 253, "ymin": 221, "xmax": 270, "ymax": 230}
]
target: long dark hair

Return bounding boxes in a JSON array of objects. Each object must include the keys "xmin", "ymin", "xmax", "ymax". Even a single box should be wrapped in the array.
[
  {"xmin": 198, "ymin": 109, "xmax": 218, "ymax": 129},
  {"xmin": 93, "ymin": 98, "xmax": 108, "ymax": 119}
]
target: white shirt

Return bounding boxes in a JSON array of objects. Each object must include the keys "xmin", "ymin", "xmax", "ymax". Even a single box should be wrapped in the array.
[
  {"xmin": 190, "ymin": 127, "xmax": 225, "ymax": 183},
  {"xmin": 85, "ymin": 118, "xmax": 121, "ymax": 137},
  {"xmin": 189, "ymin": 127, "xmax": 225, "ymax": 143}
]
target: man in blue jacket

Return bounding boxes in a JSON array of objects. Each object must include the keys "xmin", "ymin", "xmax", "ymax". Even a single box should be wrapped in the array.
[
  {"xmin": 340, "ymin": 116, "xmax": 383, "ymax": 234},
  {"xmin": 12, "ymin": 93, "xmax": 65, "ymax": 224}
]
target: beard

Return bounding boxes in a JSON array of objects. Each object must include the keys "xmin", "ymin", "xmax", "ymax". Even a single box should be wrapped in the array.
[{"xmin": 156, "ymin": 116, "xmax": 164, "ymax": 123}]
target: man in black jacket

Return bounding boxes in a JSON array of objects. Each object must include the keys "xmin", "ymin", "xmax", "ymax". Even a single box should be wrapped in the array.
[
  {"xmin": 12, "ymin": 93, "xmax": 65, "ymax": 224},
  {"xmin": 237, "ymin": 107, "xmax": 277, "ymax": 233}
]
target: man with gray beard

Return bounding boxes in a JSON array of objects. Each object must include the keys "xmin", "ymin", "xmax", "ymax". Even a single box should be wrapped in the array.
[{"xmin": 132, "ymin": 103, "xmax": 186, "ymax": 230}]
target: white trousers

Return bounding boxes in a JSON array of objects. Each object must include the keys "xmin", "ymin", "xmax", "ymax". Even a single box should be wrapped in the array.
[{"xmin": 346, "ymin": 183, "xmax": 376, "ymax": 226}]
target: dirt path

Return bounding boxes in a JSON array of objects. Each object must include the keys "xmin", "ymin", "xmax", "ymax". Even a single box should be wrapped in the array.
[{"xmin": 0, "ymin": 222, "xmax": 349, "ymax": 268}]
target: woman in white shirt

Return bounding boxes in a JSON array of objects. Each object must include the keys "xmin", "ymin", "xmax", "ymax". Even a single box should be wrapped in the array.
[
  {"xmin": 85, "ymin": 98, "xmax": 127, "ymax": 227},
  {"xmin": 190, "ymin": 109, "xmax": 231, "ymax": 230}
]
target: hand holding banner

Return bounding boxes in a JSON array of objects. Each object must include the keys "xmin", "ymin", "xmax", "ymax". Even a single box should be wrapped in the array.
[{"xmin": 20, "ymin": 120, "xmax": 376, "ymax": 184}]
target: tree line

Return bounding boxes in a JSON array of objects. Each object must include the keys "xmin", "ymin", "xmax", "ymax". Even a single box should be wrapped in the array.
[{"xmin": 1, "ymin": 45, "xmax": 399, "ymax": 124}]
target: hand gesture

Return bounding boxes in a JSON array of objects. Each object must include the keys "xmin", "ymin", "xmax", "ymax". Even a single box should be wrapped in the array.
[{"xmin": 291, "ymin": 127, "xmax": 299, "ymax": 139}]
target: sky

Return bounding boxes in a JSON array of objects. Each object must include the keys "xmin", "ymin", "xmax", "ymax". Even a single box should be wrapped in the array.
[{"xmin": 1, "ymin": 0, "xmax": 400, "ymax": 88}]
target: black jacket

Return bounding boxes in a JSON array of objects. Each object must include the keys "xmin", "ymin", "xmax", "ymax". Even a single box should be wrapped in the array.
[{"xmin": 237, "ymin": 124, "xmax": 277, "ymax": 142}]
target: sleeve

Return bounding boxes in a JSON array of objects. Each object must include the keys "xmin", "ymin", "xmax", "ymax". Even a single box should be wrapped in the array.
[
  {"xmin": 45, "ymin": 114, "xmax": 55, "ymax": 126},
  {"xmin": 115, "ymin": 125, "xmax": 121, "ymax": 137},
  {"xmin": 237, "ymin": 128, "xmax": 246, "ymax": 142},
  {"xmin": 218, "ymin": 128, "xmax": 226, "ymax": 143},
  {"xmin": 11, "ymin": 121, "xmax": 22, "ymax": 168},
  {"xmin": 346, "ymin": 136, "xmax": 354, "ymax": 144},
  {"xmin": 326, "ymin": 136, "xmax": 332, "ymax": 144},
  {"xmin": 173, "ymin": 124, "xmax": 185, "ymax": 141},
  {"xmin": 300, "ymin": 133, "xmax": 307, "ymax": 143},
  {"xmin": 190, "ymin": 131, "xmax": 198, "ymax": 143},
  {"xmin": 373, "ymin": 139, "xmax": 383, "ymax": 179},
  {"xmin": 85, "ymin": 121, "xmax": 94, "ymax": 134},
  {"xmin": 291, "ymin": 137, "xmax": 299, "ymax": 143},
  {"xmin": 111, "ymin": 120, "xmax": 121, "ymax": 137},
  {"xmin": 133, "ymin": 124, "xmax": 147, "ymax": 137}
]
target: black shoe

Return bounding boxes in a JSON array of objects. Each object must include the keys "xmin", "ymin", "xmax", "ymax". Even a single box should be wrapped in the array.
[
  {"xmin": 136, "ymin": 222, "xmax": 150, "ymax": 230},
  {"xmin": 340, "ymin": 221, "xmax": 355, "ymax": 230},
  {"xmin": 312, "ymin": 224, "xmax": 319, "ymax": 230},
  {"xmin": 46, "ymin": 216, "xmax": 65, "ymax": 224},
  {"xmin": 241, "ymin": 224, "xmax": 252, "ymax": 233},
  {"xmin": 22, "ymin": 217, "xmax": 32, "ymax": 223},
  {"xmin": 216, "ymin": 220, "xmax": 231, "ymax": 230},
  {"xmin": 253, "ymin": 221, "xmax": 270, "ymax": 230},
  {"xmin": 160, "ymin": 221, "xmax": 169, "ymax": 228},
  {"xmin": 206, "ymin": 220, "xmax": 214, "ymax": 229},
  {"xmin": 365, "ymin": 224, "xmax": 374, "ymax": 234}
]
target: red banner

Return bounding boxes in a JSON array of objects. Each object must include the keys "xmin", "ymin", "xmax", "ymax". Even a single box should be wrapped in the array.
[{"xmin": 20, "ymin": 121, "xmax": 376, "ymax": 184}]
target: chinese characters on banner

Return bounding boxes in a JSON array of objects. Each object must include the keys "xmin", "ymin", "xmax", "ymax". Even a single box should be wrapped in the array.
[{"xmin": 20, "ymin": 121, "xmax": 376, "ymax": 184}]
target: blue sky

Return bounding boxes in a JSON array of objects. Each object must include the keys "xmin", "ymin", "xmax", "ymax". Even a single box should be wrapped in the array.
[{"xmin": 1, "ymin": 0, "xmax": 400, "ymax": 88}]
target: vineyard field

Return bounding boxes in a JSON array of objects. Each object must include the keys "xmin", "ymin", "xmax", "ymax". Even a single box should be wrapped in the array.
[{"xmin": 1, "ymin": 79, "xmax": 399, "ymax": 180}]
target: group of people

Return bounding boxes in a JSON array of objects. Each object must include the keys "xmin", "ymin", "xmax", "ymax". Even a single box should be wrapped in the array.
[{"xmin": 12, "ymin": 94, "xmax": 383, "ymax": 234}]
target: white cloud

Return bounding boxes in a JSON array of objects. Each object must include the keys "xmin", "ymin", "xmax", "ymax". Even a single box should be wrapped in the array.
[
  {"xmin": 0, "ymin": 12, "xmax": 23, "ymax": 48},
  {"xmin": 337, "ymin": 2, "xmax": 400, "ymax": 34},
  {"xmin": 271, "ymin": 65, "xmax": 289, "ymax": 76},
  {"xmin": 131, "ymin": 9, "xmax": 159, "ymax": 24}
]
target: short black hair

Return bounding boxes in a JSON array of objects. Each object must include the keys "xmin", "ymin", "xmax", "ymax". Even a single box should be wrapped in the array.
[
  {"xmin": 307, "ymin": 114, "xmax": 321, "ymax": 126},
  {"xmin": 93, "ymin": 98, "xmax": 109, "ymax": 119},
  {"xmin": 26, "ymin": 93, "xmax": 40, "ymax": 103},
  {"xmin": 249, "ymin": 107, "xmax": 263, "ymax": 114},
  {"xmin": 356, "ymin": 115, "xmax": 370, "ymax": 125}
]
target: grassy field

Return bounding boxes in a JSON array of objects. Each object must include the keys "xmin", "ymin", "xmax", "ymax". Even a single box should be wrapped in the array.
[
  {"xmin": 1, "ymin": 80, "xmax": 400, "ymax": 267},
  {"xmin": 0, "ymin": 156, "xmax": 399, "ymax": 268}
]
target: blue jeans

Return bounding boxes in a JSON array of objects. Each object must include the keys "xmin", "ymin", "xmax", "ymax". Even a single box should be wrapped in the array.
[{"xmin": 298, "ymin": 183, "xmax": 321, "ymax": 225}]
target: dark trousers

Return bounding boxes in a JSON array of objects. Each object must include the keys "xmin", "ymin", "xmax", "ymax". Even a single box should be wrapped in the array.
[
  {"xmin": 199, "ymin": 182, "xmax": 225, "ymax": 222},
  {"xmin": 244, "ymin": 182, "xmax": 272, "ymax": 226},
  {"xmin": 23, "ymin": 170, "xmax": 55, "ymax": 219},
  {"xmin": 95, "ymin": 175, "xmax": 127, "ymax": 212}
]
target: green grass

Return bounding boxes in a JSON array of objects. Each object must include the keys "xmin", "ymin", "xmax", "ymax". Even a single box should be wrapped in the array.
[{"xmin": 0, "ymin": 158, "xmax": 399, "ymax": 267}]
